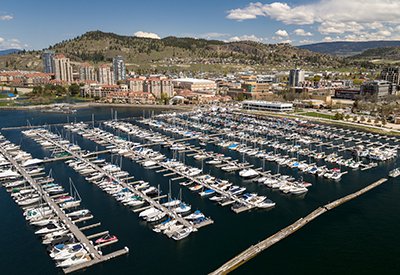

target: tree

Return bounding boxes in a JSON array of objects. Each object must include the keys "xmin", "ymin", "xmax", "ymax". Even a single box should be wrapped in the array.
[
  {"xmin": 68, "ymin": 83, "xmax": 80, "ymax": 96},
  {"xmin": 334, "ymin": 112, "xmax": 344, "ymax": 120},
  {"xmin": 160, "ymin": 92, "xmax": 170, "ymax": 105},
  {"xmin": 237, "ymin": 93, "xmax": 245, "ymax": 101},
  {"xmin": 344, "ymin": 114, "xmax": 350, "ymax": 121},
  {"xmin": 32, "ymin": 86, "xmax": 43, "ymax": 95},
  {"xmin": 313, "ymin": 75, "xmax": 322, "ymax": 82},
  {"xmin": 360, "ymin": 116, "xmax": 366, "ymax": 122}
]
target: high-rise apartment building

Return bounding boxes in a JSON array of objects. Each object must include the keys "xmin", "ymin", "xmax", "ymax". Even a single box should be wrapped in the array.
[
  {"xmin": 112, "ymin": 56, "xmax": 126, "ymax": 82},
  {"xmin": 98, "ymin": 64, "xmax": 114, "ymax": 85},
  {"xmin": 289, "ymin": 69, "xmax": 305, "ymax": 87},
  {"xmin": 79, "ymin": 63, "xmax": 97, "ymax": 82},
  {"xmin": 51, "ymin": 54, "xmax": 73, "ymax": 83},
  {"xmin": 42, "ymin": 50, "xmax": 55, "ymax": 74},
  {"xmin": 144, "ymin": 77, "xmax": 174, "ymax": 98}
]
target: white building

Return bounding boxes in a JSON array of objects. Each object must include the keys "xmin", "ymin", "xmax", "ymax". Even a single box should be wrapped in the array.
[
  {"xmin": 98, "ymin": 65, "xmax": 114, "ymax": 85},
  {"xmin": 52, "ymin": 54, "xmax": 73, "ymax": 83},
  {"xmin": 79, "ymin": 63, "xmax": 97, "ymax": 82},
  {"xmin": 112, "ymin": 55, "xmax": 126, "ymax": 82},
  {"xmin": 242, "ymin": 100, "xmax": 293, "ymax": 112},
  {"xmin": 172, "ymin": 78, "xmax": 216, "ymax": 91}
]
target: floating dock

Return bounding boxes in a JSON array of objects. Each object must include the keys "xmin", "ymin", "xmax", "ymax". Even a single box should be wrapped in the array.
[{"xmin": 210, "ymin": 178, "xmax": 387, "ymax": 275}]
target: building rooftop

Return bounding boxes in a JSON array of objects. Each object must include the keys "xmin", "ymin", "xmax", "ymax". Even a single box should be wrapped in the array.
[{"xmin": 173, "ymin": 78, "xmax": 215, "ymax": 84}]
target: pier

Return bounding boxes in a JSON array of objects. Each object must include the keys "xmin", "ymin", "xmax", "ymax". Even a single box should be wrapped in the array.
[
  {"xmin": 0, "ymin": 143, "xmax": 129, "ymax": 274},
  {"xmin": 210, "ymin": 178, "xmax": 387, "ymax": 275},
  {"xmin": 85, "ymin": 123, "xmax": 257, "ymax": 213},
  {"xmin": 33, "ymin": 130, "xmax": 199, "ymax": 232}
]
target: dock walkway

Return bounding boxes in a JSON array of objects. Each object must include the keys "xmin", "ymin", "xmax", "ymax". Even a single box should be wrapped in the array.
[
  {"xmin": 210, "ymin": 178, "xmax": 387, "ymax": 275},
  {"xmin": 36, "ymin": 131, "xmax": 196, "ymax": 231},
  {"xmin": 0, "ymin": 144, "xmax": 129, "ymax": 274}
]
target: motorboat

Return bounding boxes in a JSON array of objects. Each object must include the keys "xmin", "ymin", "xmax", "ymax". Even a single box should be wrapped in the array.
[
  {"xmin": 35, "ymin": 221, "xmax": 64, "ymax": 235},
  {"xmin": 66, "ymin": 209, "xmax": 90, "ymax": 218},
  {"xmin": 173, "ymin": 203, "xmax": 191, "ymax": 214},
  {"xmin": 239, "ymin": 169, "xmax": 259, "ymax": 179},
  {"xmin": 56, "ymin": 252, "xmax": 91, "ymax": 268},
  {"xmin": 52, "ymin": 244, "xmax": 86, "ymax": 261},
  {"xmin": 199, "ymin": 189, "xmax": 215, "ymax": 197},
  {"xmin": 171, "ymin": 227, "xmax": 192, "ymax": 241},
  {"xmin": 184, "ymin": 210, "xmax": 205, "ymax": 220},
  {"xmin": 95, "ymin": 234, "xmax": 118, "ymax": 245}
]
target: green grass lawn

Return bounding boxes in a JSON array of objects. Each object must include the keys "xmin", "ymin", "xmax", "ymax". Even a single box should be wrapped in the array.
[{"xmin": 302, "ymin": 112, "xmax": 335, "ymax": 120}]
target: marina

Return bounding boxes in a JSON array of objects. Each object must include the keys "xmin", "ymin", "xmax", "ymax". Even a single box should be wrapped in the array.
[
  {"xmin": 0, "ymin": 135, "xmax": 128, "ymax": 274},
  {"xmin": 0, "ymin": 105, "xmax": 399, "ymax": 275}
]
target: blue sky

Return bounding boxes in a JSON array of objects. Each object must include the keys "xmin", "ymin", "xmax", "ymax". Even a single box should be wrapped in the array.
[{"xmin": 1, "ymin": 0, "xmax": 400, "ymax": 50}]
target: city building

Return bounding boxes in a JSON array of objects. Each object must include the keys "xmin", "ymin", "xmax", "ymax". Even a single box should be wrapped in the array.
[
  {"xmin": 51, "ymin": 54, "xmax": 73, "ymax": 83},
  {"xmin": 172, "ymin": 78, "xmax": 216, "ymax": 91},
  {"xmin": 380, "ymin": 67, "xmax": 400, "ymax": 86},
  {"xmin": 242, "ymin": 100, "xmax": 293, "ymax": 112},
  {"xmin": 79, "ymin": 63, "xmax": 97, "ymax": 82},
  {"xmin": 334, "ymin": 88, "xmax": 361, "ymax": 100},
  {"xmin": 0, "ymin": 71, "xmax": 52, "ymax": 86},
  {"xmin": 144, "ymin": 77, "xmax": 174, "ymax": 99},
  {"xmin": 127, "ymin": 77, "xmax": 146, "ymax": 92},
  {"xmin": 360, "ymin": 80, "xmax": 393, "ymax": 98},
  {"xmin": 289, "ymin": 69, "xmax": 305, "ymax": 87},
  {"xmin": 98, "ymin": 65, "xmax": 114, "ymax": 85},
  {"xmin": 42, "ymin": 50, "xmax": 55, "ymax": 74},
  {"xmin": 112, "ymin": 56, "xmax": 126, "ymax": 82},
  {"xmin": 80, "ymin": 83, "xmax": 128, "ymax": 98},
  {"xmin": 106, "ymin": 91, "xmax": 156, "ymax": 104}
]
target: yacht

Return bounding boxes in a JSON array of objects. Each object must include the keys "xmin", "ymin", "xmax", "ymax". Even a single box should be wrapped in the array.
[
  {"xmin": 239, "ymin": 169, "xmax": 259, "ymax": 179},
  {"xmin": 184, "ymin": 210, "xmax": 205, "ymax": 220},
  {"xmin": 199, "ymin": 189, "xmax": 215, "ymax": 197},
  {"xmin": 171, "ymin": 227, "xmax": 192, "ymax": 241},
  {"xmin": 35, "ymin": 221, "xmax": 64, "ymax": 235},
  {"xmin": 52, "ymin": 244, "xmax": 86, "ymax": 261},
  {"xmin": 56, "ymin": 253, "xmax": 91, "ymax": 268},
  {"xmin": 389, "ymin": 168, "xmax": 400, "ymax": 178}
]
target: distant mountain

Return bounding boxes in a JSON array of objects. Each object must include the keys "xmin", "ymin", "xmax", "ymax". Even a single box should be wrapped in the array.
[
  {"xmin": 299, "ymin": 41, "xmax": 400, "ymax": 56},
  {"xmin": 0, "ymin": 49, "xmax": 21, "ymax": 56},
  {"xmin": 0, "ymin": 30, "xmax": 350, "ymax": 72},
  {"xmin": 350, "ymin": 46, "xmax": 400, "ymax": 61}
]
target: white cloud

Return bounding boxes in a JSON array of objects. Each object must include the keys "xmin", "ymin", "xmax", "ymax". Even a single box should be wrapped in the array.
[
  {"xmin": 299, "ymin": 39, "xmax": 315, "ymax": 44},
  {"xmin": 0, "ymin": 15, "xmax": 13, "ymax": 21},
  {"xmin": 227, "ymin": 2, "xmax": 314, "ymax": 24},
  {"xmin": 323, "ymin": 36, "xmax": 334, "ymax": 42},
  {"xmin": 227, "ymin": 34, "xmax": 266, "ymax": 43},
  {"xmin": 0, "ymin": 37, "xmax": 26, "ymax": 50},
  {"xmin": 318, "ymin": 21, "xmax": 364, "ymax": 35},
  {"xmin": 279, "ymin": 39, "xmax": 292, "ymax": 44},
  {"xmin": 226, "ymin": 2, "xmax": 265, "ymax": 21},
  {"xmin": 227, "ymin": 0, "xmax": 400, "ymax": 41},
  {"xmin": 133, "ymin": 31, "xmax": 161, "ymax": 39},
  {"xmin": 275, "ymin": 29, "xmax": 289, "ymax": 37},
  {"xmin": 294, "ymin": 29, "xmax": 313, "ymax": 36}
]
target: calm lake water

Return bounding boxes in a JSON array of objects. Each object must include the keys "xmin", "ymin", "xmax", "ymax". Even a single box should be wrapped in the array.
[{"xmin": 0, "ymin": 106, "xmax": 399, "ymax": 275}]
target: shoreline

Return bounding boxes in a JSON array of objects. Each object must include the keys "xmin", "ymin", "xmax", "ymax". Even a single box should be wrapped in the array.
[
  {"xmin": 0, "ymin": 102, "xmax": 194, "ymax": 111},
  {"xmin": 240, "ymin": 109, "xmax": 400, "ymax": 136}
]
